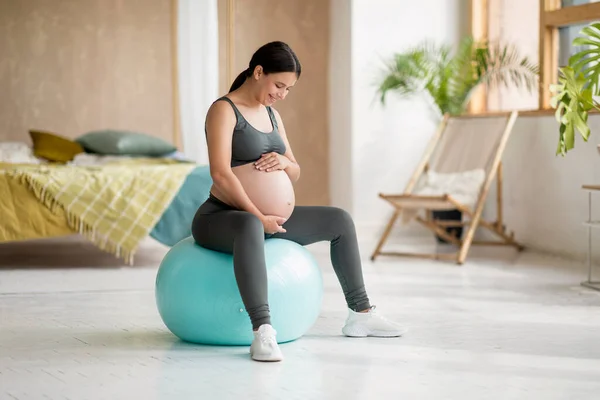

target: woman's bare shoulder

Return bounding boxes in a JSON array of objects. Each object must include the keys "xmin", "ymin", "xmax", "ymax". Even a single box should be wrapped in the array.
[{"xmin": 206, "ymin": 98, "xmax": 236, "ymax": 125}]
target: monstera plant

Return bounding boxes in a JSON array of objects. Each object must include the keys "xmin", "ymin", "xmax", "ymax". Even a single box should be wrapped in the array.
[
  {"xmin": 551, "ymin": 22, "xmax": 600, "ymax": 156},
  {"xmin": 377, "ymin": 36, "xmax": 539, "ymax": 117}
]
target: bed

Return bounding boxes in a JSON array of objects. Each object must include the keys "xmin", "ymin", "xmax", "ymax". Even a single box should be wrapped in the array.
[{"xmin": 0, "ymin": 146, "xmax": 213, "ymax": 264}]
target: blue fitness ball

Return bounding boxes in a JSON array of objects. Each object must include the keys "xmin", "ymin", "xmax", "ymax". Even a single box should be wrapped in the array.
[{"xmin": 155, "ymin": 237, "xmax": 323, "ymax": 345}]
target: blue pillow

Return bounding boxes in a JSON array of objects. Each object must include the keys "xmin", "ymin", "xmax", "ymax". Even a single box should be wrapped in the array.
[{"xmin": 150, "ymin": 165, "xmax": 213, "ymax": 246}]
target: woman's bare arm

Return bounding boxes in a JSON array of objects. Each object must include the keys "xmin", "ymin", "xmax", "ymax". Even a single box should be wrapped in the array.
[{"xmin": 205, "ymin": 101, "xmax": 266, "ymax": 219}]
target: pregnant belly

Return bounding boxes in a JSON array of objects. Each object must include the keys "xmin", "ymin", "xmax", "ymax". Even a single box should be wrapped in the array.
[{"xmin": 233, "ymin": 163, "xmax": 295, "ymax": 220}]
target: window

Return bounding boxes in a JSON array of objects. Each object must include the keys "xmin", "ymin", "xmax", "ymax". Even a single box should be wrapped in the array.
[
  {"xmin": 539, "ymin": 0, "xmax": 600, "ymax": 109},
  {"xmin": 557, "ymin": 22, "xmax": 589, "ymax": 68},
  {"xmin": 561, "ymin": 0, "xmax": 600, "ymax": 7},
  {"xmin": 470, "ymin": 0, "xmax": 600, "ymax": 113}
]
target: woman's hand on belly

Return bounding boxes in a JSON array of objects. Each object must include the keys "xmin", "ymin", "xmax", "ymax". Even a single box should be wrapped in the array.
[{"xmin": 254, "ymin": 152, "xmax": 290, "ymax": 172}]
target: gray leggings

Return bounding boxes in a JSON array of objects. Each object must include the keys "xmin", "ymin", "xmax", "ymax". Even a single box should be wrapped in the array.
[{"xmin": 191, "ymin": 194, "xmax": 371, "ymax": 330}]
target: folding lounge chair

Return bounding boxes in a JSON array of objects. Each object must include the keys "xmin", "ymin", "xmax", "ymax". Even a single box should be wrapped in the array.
[{"xmin": 370, "ymin": 111, "xmax": 523, "ymax": 265}]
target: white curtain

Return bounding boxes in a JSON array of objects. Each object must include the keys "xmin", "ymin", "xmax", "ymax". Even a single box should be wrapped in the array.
[{"xmin": 177, "ymin": 0, "xmax": 219, "ymax": 164}]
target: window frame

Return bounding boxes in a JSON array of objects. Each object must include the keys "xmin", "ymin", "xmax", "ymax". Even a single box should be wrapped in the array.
[
  {"xmin": 468, "ymin": 0, "xmax": 489, "ymax": 114},
  {"xmin": 539, "ymin": 0, "xmax": 600, "ymax": 110},
  {"xmin": 468, "ymin": 0, "xmax": 600, "ymax": 114}
]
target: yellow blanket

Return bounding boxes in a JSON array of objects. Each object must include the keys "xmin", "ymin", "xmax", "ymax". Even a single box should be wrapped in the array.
[{"xmin": 0, "ymin": 160, "xmax": 196, "ymax": 264}]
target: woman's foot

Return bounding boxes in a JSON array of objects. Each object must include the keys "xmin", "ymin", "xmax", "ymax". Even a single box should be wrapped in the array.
[
  {"xmin": 250, "ymin": 324, "xmax": 283, "ymax": 362},
  {"xmin": 342, "ymin": 306, "xmax": 407, "ymax": 338}
]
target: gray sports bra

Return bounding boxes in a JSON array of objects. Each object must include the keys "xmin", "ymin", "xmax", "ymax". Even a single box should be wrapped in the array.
[{"xmin": 212, "ymin": 96, "xmax": 287, "ymax": 168}]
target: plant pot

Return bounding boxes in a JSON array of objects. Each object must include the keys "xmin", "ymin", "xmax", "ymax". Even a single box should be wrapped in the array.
[{"xmin": 431, "ymin": 209, "xmax": 463, "ymax": 244}]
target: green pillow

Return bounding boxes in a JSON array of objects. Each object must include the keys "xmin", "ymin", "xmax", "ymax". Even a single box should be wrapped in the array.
[{"xmin": 75, "ymin": 130, "xmax": 177, "ymax": 156}]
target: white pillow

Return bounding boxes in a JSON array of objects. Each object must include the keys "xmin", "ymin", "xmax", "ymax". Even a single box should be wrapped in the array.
[
  {"xmin": 415, "ymin": 169, "xmax": 486, "ymax": 208},
  {"xmin": 0, "ymin": 142, "xmax": 43, "ymax": 164},
  {"xmin": 68, "ymin": 153, "xmax": 133, "ymax": 166}
]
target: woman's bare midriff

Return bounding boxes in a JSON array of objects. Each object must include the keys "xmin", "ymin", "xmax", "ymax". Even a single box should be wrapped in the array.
[{"xmin": 211, "ymin": 162, "xmax": 295, "ymax": 220}]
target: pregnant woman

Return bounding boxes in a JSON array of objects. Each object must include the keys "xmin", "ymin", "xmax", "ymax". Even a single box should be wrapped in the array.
[{"xmin": 192, "ymin": 41, "xmax": 406, "ymax": 362}]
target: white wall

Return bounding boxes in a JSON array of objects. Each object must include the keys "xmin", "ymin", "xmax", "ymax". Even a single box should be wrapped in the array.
[
  {"xmin": 482, "ymin": 0, "xmax": 600, "ymax": 263},
  {"xmin": 330, "ymin": 0, "xmax": 470, "ymax": 232},
  {"xmin": 329, "ymin": 0, "xmax": 353, "ymax": 213},
  {"xmin": 329, "ymin": 0, "xmax": 600, "ymax": 264},
  {"xmin": 481, "ymin": 115, "xmax": 600, "ymax": 263}
]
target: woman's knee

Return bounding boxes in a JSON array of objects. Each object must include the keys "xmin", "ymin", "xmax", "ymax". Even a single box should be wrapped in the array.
[{"xmin": 330, "ymin": 207, "xmax": 356, "ymax": 233}]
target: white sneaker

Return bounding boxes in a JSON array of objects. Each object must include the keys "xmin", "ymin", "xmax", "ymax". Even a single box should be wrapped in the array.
[
  {"xmin": 342, "ymin": 306, "xmax": 407, "ymax": 338},
  {"xmin": 249, "ymin": 324, "xmax": 283, "ymax": 362}
]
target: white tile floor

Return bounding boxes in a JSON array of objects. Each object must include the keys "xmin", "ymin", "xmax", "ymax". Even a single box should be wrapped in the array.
[{"xmin": 1, "ymin": 235, "xmax": 600, "ymax": 400}]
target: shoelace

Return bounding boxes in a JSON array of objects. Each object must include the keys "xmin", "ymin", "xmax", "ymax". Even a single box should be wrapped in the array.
[
  {"xmin": 257, "ymin": 329, "xmax": 277, "ymax": 345},
  {"xmin": 367, "ymin": 305, "xmax": 397, "ymax": 325}
]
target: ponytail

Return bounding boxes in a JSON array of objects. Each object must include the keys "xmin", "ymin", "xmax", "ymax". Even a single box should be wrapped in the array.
[{"xmin": 229, "ymin": 68, "xmax": 250, "ymax": 92}]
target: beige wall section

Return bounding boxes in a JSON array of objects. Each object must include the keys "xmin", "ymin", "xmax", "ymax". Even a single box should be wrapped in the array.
[
  {"xmin": 0, "ymin": 0, "xmax": 174, "ymax": 143},
  {"xmin": 218, "ymin": 0, "xmax": 331, "ymax": 206},
  {"xmin": 486, "ymin": 0, "xmax": 539, "ymax": 111}
]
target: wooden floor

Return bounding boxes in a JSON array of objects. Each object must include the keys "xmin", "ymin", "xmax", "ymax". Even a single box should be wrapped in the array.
[{"xmin": 1, "ymin": 235, "xmax": 600, "ymax": 399}]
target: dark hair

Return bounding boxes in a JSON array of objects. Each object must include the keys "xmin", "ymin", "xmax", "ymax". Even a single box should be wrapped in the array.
[{"xmin": 228, "ymin": 41, "xmax": 301, "ymax": 93}]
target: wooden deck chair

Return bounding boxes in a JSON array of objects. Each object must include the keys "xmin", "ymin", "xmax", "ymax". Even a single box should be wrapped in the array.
[{"xmin": 370, "ymin": 111, "xmax": 523, "ymax": 265}]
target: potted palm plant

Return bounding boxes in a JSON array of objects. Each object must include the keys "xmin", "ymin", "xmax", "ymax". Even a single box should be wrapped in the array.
[
  {"xmin": 376, "ymin": 36, "xmax": 539, "ymax": 242},
  {"xmin": 551, "ymin": 22, "xmax": 600, "ymax": 155}
]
